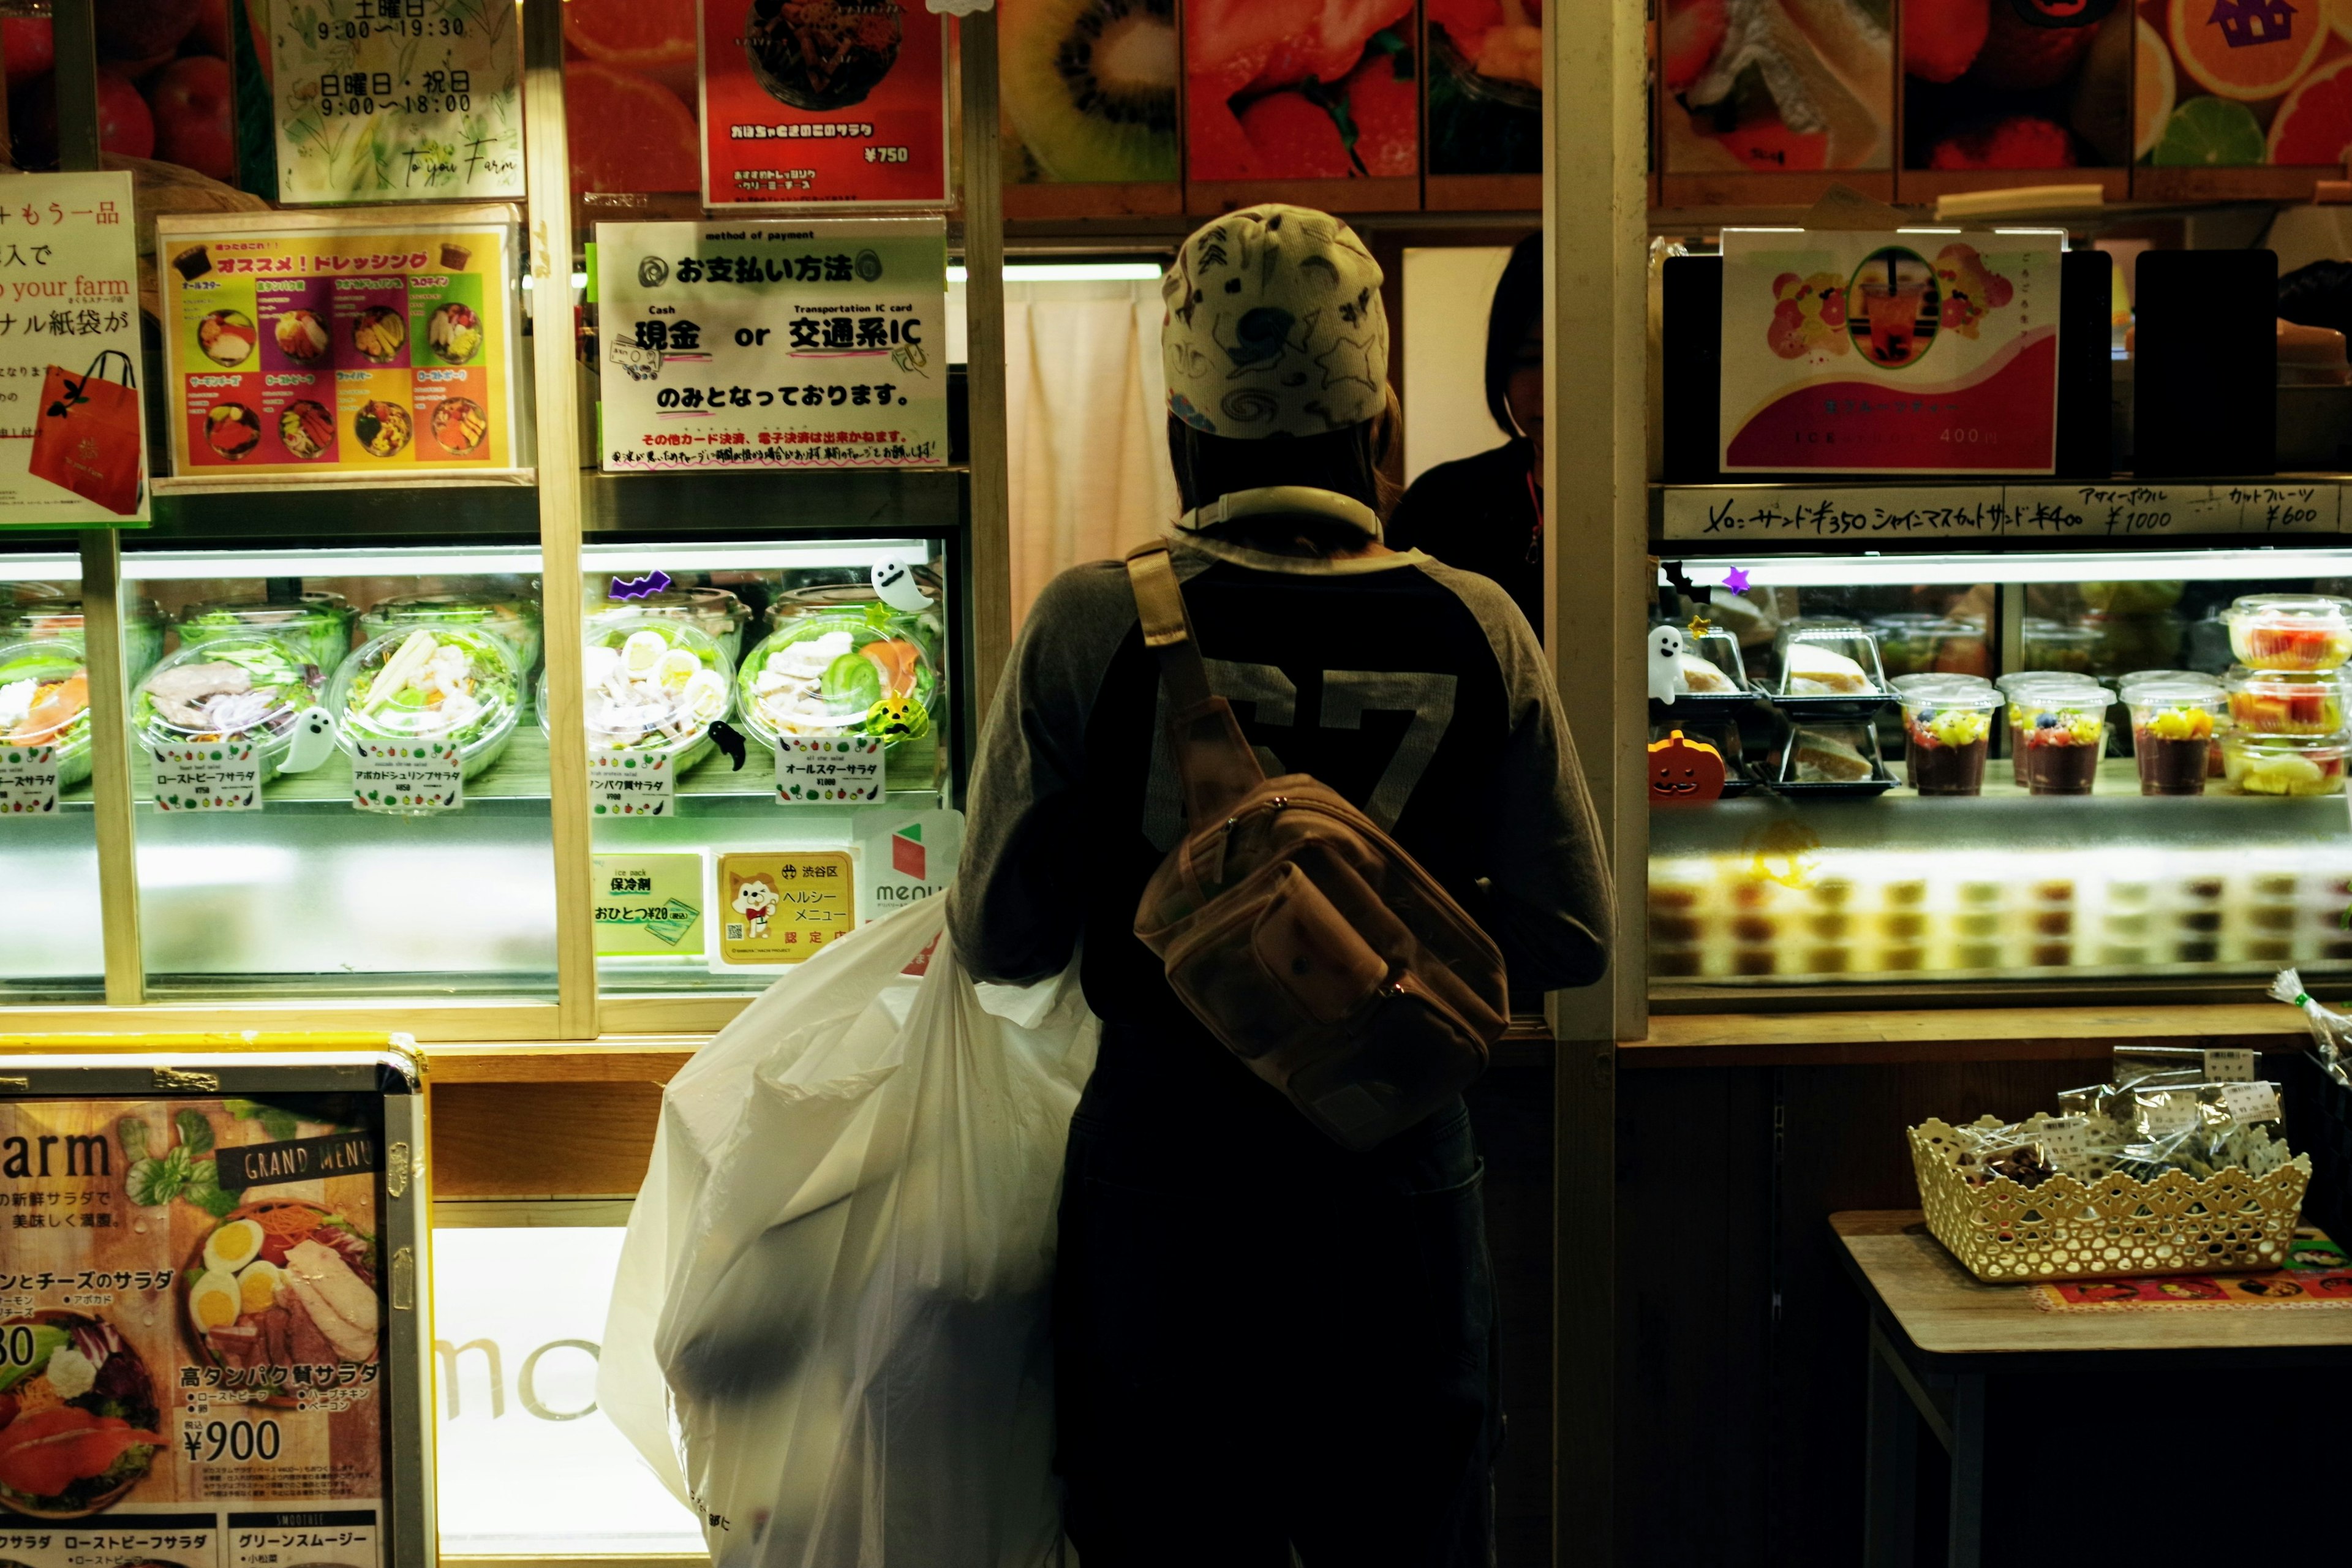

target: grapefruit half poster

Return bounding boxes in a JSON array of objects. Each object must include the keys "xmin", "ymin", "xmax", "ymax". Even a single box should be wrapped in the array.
[
  {"xmin": 1717, "ymin": 227, "xmax": 2064, "ymax": 475},
  {"xmin": 698, "ymin": 0, "xmax": 949, "ymax": 208}
]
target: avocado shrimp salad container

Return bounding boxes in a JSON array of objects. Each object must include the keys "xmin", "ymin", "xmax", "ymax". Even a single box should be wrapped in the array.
[
  {"xmin": 0, "ymin": 640, "xmax": 92, "ymax": 787},
  {"xmin": 738, "ymin": 611, "xmax": 938, "ymax": 752},
  {"xmin": 543, "ymin": 617, "xmax": 733, "ymax": 774},
  {"xmin": 326, "ymin": 624, "xmax": 521, "ymax": 784},
  {"xmin": 132, "ymin": 637, "xmax": 328, "ymax": 784},
  {"xmin": 360, "ymin": 592, "xmax": 543, "ymax": 684},
  {"xmin": 0, "ymin": 591, "xmax": 166, "ymax": 685},
  {"xmin": 178, "ymin": 594, "xmax": 356, "ymax": 674}
]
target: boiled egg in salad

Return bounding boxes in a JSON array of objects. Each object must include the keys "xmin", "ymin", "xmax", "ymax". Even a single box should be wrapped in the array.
[{"xmin": 202, "ymin": 1218, "xmax": 265, "ymax": 1274}]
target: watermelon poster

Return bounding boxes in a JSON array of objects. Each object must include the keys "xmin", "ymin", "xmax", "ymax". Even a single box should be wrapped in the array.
[
  {"xmin": 696, "ymin": 0, "xmax": 949, "ymax": 208},
  {"xmin": 1717, "ymin": 227, "xmax": 2063, "ymax": 475}
]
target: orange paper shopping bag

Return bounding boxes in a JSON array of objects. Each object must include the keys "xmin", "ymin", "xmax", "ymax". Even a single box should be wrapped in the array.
[{"xmin": 28, "ymin": 349, "xmax": 143, "ymax": 517}]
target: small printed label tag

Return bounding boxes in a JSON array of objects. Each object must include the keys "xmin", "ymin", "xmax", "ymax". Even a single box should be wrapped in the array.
[
  {"xmin": 590, "ymin": 748, "xmax": 674, "ymax": 816},
  {"xmin": 352, "ymin": 740, "xmax": 464, "ymax": 812},
  {"xmin": 0, "ymin": 744, "xmax": 58, "ymax": 814},
  {"xmin": 775, "ymin": 736, "xmax": 884, "ymax": 804},
  {"xmin": 149, "ymin": 741, "xmax": 262, "ymax": 812},
  {"xmin": 2037, "ymin": 1115, "xmax": 2091, "ymax": 1170},
  {"xmin": 2141, "ymin": 1097, "xmax": 2200, "ymax": 1139},
  {"xmin": 2202, "ymin": 1048, "xmax": 2259, "ymax": 1082},
  {"xmin": 2221, "ymin": 1081, "xmax": 2282, "ymax": 1123}
]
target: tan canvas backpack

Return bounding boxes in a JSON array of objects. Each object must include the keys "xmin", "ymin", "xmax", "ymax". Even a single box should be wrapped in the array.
[{"xmin": 1125, "ymin": 541, "xmax": 1511, "ymax": 1152}]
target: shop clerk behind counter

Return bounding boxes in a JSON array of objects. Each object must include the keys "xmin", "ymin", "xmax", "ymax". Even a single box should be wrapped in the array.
[{"xmin": 1388, "ymin": 236, "xmax": 1546, "ymax": 633}]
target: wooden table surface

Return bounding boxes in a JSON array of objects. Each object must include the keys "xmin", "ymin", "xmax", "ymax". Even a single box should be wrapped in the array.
[{"xmin": 1831, "ymin": 1210, "xmax": 2352, "ymax": 1358}]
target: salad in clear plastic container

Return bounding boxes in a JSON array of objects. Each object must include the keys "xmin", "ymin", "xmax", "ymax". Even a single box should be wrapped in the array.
[
  {"xmin": 0, "ymin": 590, "xmax": 166, "ymax": 684},
  {"xmin": 543, "ymin": 617, "xmax": 733, "ymax": 773},
  {"xmin": 2224, "ymin": 594, "xmax": 2352, "ymax": 671},
  {"xmin": 0, "ymin": 639, "xmax": 91, "ymax": 786},
  {"xmin": 359, "ymin": 593, "xmax": 542, "ymax": 682},
  {"xmin": 587, "ymin": 586, "xmax": 752, "ymax": 666},
  {"xmin": 178, "ymin": 594, "xmax": 355, "ymax": 675},
  {"xmin": 326, "ymin": 625, "xmax": 520, "ymax": 779},
  {"xmin": 738, "ymin": 612, "xmax": 937, "ymax": 748},
  {"xmin": 132, "ymin": 636, "xmax": 326, "ymax": 783}
]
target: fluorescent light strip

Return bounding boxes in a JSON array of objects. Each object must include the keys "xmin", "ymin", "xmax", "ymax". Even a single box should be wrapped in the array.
[
  {"xmin": 1664, "ymin": 548, "xmax": 2352, "ymax": 587},
  {"xmin": 582, "ymin": 541, "xmax": 927, "ymax": 573},
  {"xmin": 946, "ymin": 263, "xmax": 1163, "ymax": 282}
]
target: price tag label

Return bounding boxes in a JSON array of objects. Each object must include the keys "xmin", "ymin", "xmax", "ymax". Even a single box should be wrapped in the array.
[
  {"xmin": 2222, "ymin": 1081, "xmax": 2282, "ymax": 1123},
  {"xmin": 0, "ymin": 744, "xmax": 58, "ymax": 814},
  {"xmin": 2036, "ymin": 1115, "xmax": 2091, "ymax": 1171},
  {"xmin": 589, "ymin": 749, "xmax": 673, "ymax": 816},
  {"xmin": 149, "ymin": 741, "xmax": 262, "ymax": 812},
  {"xmin": 2202, "ymin": 1048, "xmax": 2259, "ymax": 1082},
  {"xmin": 775, "ymin": 736, "xmax": 884, "ymax": 804},
  {"xmin": 2141, "ymin": 1097, "xmax": 2199, "ymax": 1139},
  {"xmin": 351, "ymin": 741, "xmax": 463, "ymax": 812}
]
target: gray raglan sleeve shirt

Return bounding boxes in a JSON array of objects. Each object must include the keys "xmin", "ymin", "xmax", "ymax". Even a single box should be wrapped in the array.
[{"xmin": 946, "ymin": 551, "xmax": 1615, "ymax": 992}]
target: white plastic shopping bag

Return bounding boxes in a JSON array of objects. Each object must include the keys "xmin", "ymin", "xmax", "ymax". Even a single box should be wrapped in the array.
[{"xmin": 600, "ymin": 892, "xmax": 1099, "ymax": 1568}]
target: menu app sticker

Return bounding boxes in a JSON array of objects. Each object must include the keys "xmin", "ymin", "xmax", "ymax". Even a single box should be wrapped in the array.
[
  {"xmin": 716, "ymin": 850, "xmax": 854, "ymax": 965},
  {"xmin": 592, "ymin": 854, "xmax": 707, "ymax": 957},
  {"xmin": 270, "ymin": 0, "xmax": 524, "ymax": 203},
  {"xmin": 149, "ymin": 741, "xmax": 263, "ymax": 812}
]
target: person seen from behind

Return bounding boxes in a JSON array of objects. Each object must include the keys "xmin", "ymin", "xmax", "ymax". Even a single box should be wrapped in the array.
[{"xmin": 948, "ymin": 204, "xmax": 1611, "ymax": 1568}]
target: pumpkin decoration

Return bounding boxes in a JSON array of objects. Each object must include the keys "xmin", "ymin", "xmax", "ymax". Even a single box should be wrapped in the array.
[{"xmin": 1649, "ymin": 729, "xmax": 1727, "ymax": 805}]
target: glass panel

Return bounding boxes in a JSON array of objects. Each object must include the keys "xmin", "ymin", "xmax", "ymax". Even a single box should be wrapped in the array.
[
  {"xmin": 0, "ymin": 553, "xmax": 104, "ymax": 1002},
  {"xmin": 578, "ymin": 537, "xmax": 959, "ymax": 995},
  {"xmin": 126, "ymin": 545, "xmax": 556, "ymax": 1001}
]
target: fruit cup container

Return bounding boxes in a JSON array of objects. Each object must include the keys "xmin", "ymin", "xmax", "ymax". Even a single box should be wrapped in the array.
[
  {"xmin": 2225, "ymin": 594, "xmax": 2352, "ymax": 672},
  {"xmin": 2226, "ymin": 666, "xmax": 2348, "ymax": 736},
  {"xmin": 2128, "ymin": 682, "xmax": 2222, "ymax": 797},
  {"xmin": 1900, "ymin": 683, "xmax": 1999, "ymax": 797},
  {"xmin": 2016, "ymin": 691, "xmax": 2108, "ymax": 796},
  {"xmin": 2222, "ymin": 731, "xmax": 2352, "ymax": 797},
  {"xmin": 1999, "ymin": 674, "xmax": 2108, "ymax": 788}
]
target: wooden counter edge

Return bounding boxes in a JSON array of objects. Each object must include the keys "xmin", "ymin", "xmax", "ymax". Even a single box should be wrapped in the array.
[
  {"xmin": 425, "ymin": 1040, "xmax": 701, "ymax": 1085},
  {"xmin": 1623, "ymin": 1003, "xmax": 2313, "ymax": 1068}
]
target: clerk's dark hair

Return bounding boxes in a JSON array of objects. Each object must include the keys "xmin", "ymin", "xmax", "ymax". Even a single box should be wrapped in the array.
[
  {"xmin": 2279, "ymin": 258, "xmax": 2352, "ymax": 342},
  {"xmin": 1485, "ymin": 234, "xmax": 1544, "ymax": 438},
  {"xmin": 1167, "ymin": 385, "xmax": 1402, "ymax": 551}
]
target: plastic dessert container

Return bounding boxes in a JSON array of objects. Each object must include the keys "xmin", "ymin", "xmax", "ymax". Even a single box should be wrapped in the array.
[
  {"xmin": 2128, "ymin": 680, "xmax": 2222, "ymax": 797},
  {"xmin": 2225, "ymin": 666, "xmax": 2347, "ymax": 736},
  {"xmin": 1899, "ymin": 682, "xmax": 1998, "ymax": 797},
  {"xmin": 2223, "ymin": 594, "xmax": 2352, "ymax": 672},
  {"xmin": 1998, "ymin": 673, "xmax": 2108, "ymax": 787},
  {"xmin": 2222, "ymin": 731, "xmax": 2351, "ymax": 796},
  {"xmin": 2015, "ymin": 682, "xmax": 2109, "ymax": 796}
]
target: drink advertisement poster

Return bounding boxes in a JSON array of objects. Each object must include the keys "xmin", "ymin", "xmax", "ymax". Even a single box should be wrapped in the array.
[
  {"xmin": 594, "ymin": 217, "xmax": 948, "ymax": 471},
  {"xmin": 0, "ymin": 173, "xmax": 148, "ymax": 526},
  {"xmin": 0, "ymin": 1046, "xmax": 429, "ymax": 1568},
  {"xmin": 697, "ymin": 0, "xmax": 949, "ymax": 208},
  {"xmin": 267, "ymin": 0, "xmax": 524, "ymax": 205},
  {"xmin": 1717, "ymin": 228, "xmax": 2063, "ymax": 476},
  {"xmin": 155, "ymin": 211, "xmax": 519, "ymax": 484}
]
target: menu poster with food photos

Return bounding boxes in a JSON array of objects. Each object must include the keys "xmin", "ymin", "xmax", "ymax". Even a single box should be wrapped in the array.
[
  {"xmin": 698, "ymin": 0, "xmax": 949, "ymax": 208},
  {"xmin": 154, "ymin": 212, "xmax": 518, "ymax": 483},
  {"xmin": 0, "ymin": 172, "xmax": 148, "ymax": 526},
  {"xmin": 0, "ymin": 1096, "xmax": 385, "ymax": 1568},
  {"xmin": 1717, "ymin": 227, "xmax": 2063, "ymax": 476}
]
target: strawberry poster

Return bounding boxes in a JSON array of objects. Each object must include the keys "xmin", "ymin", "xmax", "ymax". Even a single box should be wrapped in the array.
[
  {"xmin": 1717, "ymin": 227, "xmax": 2063, "ymax": 474},
  {"xmin": 1183, "ymin": 0, "xmax": 1419, "ymax": 184},
  {"xmin": 0, "ymin": 1095, "xmax": 385, "ymax": 1566},
  {"xmin": 696, "ymin": 0, "xmax": 949, "ymax": 208}
]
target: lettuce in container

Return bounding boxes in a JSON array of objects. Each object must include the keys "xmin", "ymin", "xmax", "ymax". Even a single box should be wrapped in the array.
[
  {"xmin": 0, "ymin": 639, "xmax": 91, "ymax": 786},
  {"xmin": 0, "ymin": 591, "xmax": 166, "ymax": 685},
  {"xmin": 359, "ymin": 592, "xmax": 543, "ymax": 684},
  {"xmin": 178, "ymin": 594, "xmax": 355, "ymax": 674},
  {"xmin": 132, "ymin": 637, "xmax": 325, "ymax": 783},
  {"xmin": 545, "ymin": 617, "xmax": 732, "ymax": 773},
  {"xmin": 327, "ymin": 625, "xmax": 519, "ymax": 781},
  {"xmin": 738, "ymin": 611, "xmax": 937, "ymax": 750}
]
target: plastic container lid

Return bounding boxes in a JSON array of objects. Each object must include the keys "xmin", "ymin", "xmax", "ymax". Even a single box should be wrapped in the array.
[
  {"xmin": 1891, "ymin": 672, "xmax": 1993, "ymax": 695},
  {"xmin": 132, "ymin": 636, "xmax": 323, "ymax": 758},
  {"xmin": 588, "ymin": 586, "xmax": 749, "ymax": 635},
  {"xmin": 2116, "ymin": 668, "xmax": 2218, "ymax": 697},
  {"xmin": 0, "ymin": 638, "xmax": 89, "ymax": 750},
  {"xmin": 1775, "ymin": 622, "xmax": 1888, "ymax": 698},
  {"xmin": 543, "ymin": 617, "xmax": 733, "ymax": 761},
  {"xmin": 179, "ymin": 595, "xmax": 355, "ymax": 668},
  {"xmin": 1996, "ymin": 669, "xmax": 2105, "ymax": 696},
  {"xmin": 360, "ymin": 593, "xmax": 542, "ymax": 669},
  {"xmin": 766, "ymin": 570, "xmax": 943, "ymax": 628},
  {"xmin": 327, "ymin": 624, "xmax": 521, "ymax": 761},
  {"xmin": 738, "ymin": 614, "xmax": 938, "ymax": 748}
]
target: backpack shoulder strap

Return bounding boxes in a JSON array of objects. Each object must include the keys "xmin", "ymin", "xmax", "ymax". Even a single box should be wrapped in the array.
[
  {"xmin": 1125, "ymin": 539, "xmax": 1265, "ymax": 824},
  {"xmin": 1124, "ymin": 541, "xmax": 1212, "ymax": 710}
]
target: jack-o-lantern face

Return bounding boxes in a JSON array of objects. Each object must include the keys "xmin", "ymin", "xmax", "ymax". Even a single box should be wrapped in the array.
[{"xmin": 1649, "ymin": 729, "xmax": 1727, "ymax": 804}]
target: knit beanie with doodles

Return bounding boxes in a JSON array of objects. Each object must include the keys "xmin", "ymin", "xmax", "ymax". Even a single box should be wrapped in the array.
[{"xmin": 1161, "ymin": 204, "xmax": 1389, "ymax": 440}]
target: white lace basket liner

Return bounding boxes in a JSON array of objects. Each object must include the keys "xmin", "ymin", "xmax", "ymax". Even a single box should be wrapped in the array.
[{"xmin": 1909, "ymin": 1115, "xmax": 2312, "ymax": 1283}]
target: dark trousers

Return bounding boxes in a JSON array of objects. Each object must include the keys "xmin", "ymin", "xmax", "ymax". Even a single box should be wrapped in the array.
[{"xmin": 1053, "ymin": 1096, "xmax": 1500, "ymax": 1567}]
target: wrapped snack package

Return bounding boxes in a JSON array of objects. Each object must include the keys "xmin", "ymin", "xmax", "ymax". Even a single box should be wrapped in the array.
[
  {"xmin": 2271, "ymin": 967, "xmax": 2352, "ymax": 1087},
  {"xmin": 2127, "ymin": 1080, "xmax": 2290, "ymax": 1180}
]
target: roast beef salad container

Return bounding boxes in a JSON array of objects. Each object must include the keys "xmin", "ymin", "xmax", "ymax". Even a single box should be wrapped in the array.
[
  {"xmin": 132, "ymin": 638, "xmax": 326, "ymax": 783},
  {"xmin": 0, "ymin": 640, "xmax": 91, "ymax": 786},
  {"xmin": 326, "ymin": 625, "xmax": 520, "ymax": 781},
  {"xmin": 178, "ymin": 594, "xmax": 356, "ymax": 675},
  {"xmin": 737, "ymin": 611, "xmax": 937, "ymax": 749},
  {"xmin": 543, "ymin": 619, "xmax": 733, "ymax": 773}
]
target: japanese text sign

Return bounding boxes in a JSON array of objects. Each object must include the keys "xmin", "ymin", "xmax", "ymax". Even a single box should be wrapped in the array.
[
  {"xmin": 1719, "ymin": 228, "xmax": 2063, "ymax": 476},
  {"xmin": 148, "ymin": 741, "xmax": 262, "ymax": 812},
  {"xmin": 589, "ymin": 750, "xmax": 674, "ymax": 816},
  {"xmin": 0, "ymin": 743, "xmax": 59, "ymax": 814},
  {"xmin": 595, "ymin": 217, "xmax": 947, "ymax": 472},
  {"xmin": 591, "ymin": 854, "xmax": 707, "ymax": 958},
  {"xmin": 350, "ymin": 741, "xmax": 462, "ymax": 813},
  {"xmin": 716, "ymin": 850, "xmax": 856, "ymax": 965},
  {"xmin": 774, "ymin": 735, "xmax": 885, "ymax": 802}
]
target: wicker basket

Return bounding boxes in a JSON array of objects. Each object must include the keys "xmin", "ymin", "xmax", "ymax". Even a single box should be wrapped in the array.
[{"xmin": 1909, "ymin": 1116, "xmax": 2312, "ymax": 1283}]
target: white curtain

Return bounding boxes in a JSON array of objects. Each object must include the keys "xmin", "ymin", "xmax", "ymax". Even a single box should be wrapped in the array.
[{"xmin": 1003, "ymin": 279, "xmax": 1180, "ymax": 628}]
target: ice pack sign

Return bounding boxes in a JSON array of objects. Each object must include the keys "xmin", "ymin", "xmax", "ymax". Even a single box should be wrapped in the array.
[{"xmin": 1718, "ymin": 228, "xmax": 2063, "ymax": 475}]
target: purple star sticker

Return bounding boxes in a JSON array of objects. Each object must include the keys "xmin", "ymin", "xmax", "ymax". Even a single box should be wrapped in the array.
[{"xmin": 1721, "ymin": 566, "xmax": 1751, "ymax": 594}]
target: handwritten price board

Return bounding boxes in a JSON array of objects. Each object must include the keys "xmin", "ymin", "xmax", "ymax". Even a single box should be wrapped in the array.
[{"xmin": 1656, "ymin": 483, "xmax": 2345, "ymax": 541}]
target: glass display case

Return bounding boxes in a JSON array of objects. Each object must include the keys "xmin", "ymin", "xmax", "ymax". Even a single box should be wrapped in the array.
[
  {"xmin": 1648, "ymin": 545, "xmax": 2352, "ymax": 1000},
  {"xmin": 0, "ymin": 569, "xmax": 105, "ymax": 1003}
]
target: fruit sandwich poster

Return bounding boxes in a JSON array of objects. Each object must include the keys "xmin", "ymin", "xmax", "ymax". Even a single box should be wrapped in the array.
[
  {"xmin": 698, "ymin": 0, "xmax": 949, "ymax": 207},
  {"xmin": 1717, "ymin": 228, "xmax": 2062, "ymax": 475},
  {"xmin": 1183, "ymin": 0, "xmax": 1420, "ymax": 183},
  {"xmin": 0, "ymin": 1095, "xmax": 385, "ymax": 1556}
]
